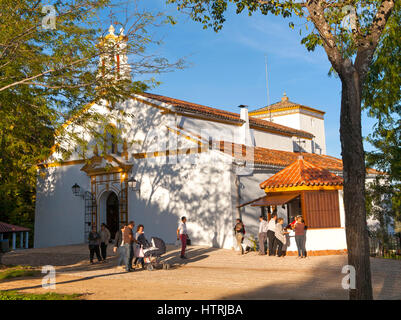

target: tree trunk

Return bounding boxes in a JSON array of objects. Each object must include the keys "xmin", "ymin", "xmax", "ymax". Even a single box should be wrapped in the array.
[{"xmin": 339, "ymin": 68, "xmax": 373, "ymax": 300}]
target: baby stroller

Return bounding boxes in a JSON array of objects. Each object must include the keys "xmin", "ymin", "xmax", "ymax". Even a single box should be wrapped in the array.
[{"xmin": 142, "ymin": 237, "xmax": 169, "ymax": 271}]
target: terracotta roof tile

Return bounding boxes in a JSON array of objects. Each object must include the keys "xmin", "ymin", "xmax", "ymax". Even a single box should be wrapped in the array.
[
  {"xmin": 250, "ymin": 93, "xmax": 325, "ymax": 115},
  {"xmin": 0, "ymin": 222, "xmax": 30, "ymax": 233},
  {"xmin": 259, "ymin": 158, "xmax": 344, "ymax": 189},
  {"xmin": 213, "ymin": 141, "xmax": 381, "ymax": 175},
  {"xmin": 139, "ymin": 92, "xmax": 314, "ymax": 139}
]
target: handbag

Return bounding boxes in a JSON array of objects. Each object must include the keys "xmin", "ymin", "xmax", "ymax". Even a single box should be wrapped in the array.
[
  {"xmin": 186, "ymin": 237, "xmax": 191, "ymax": 246},
  {"xmin": 135, "ymin": 245, "xmax": 144, "ymax": 258}
]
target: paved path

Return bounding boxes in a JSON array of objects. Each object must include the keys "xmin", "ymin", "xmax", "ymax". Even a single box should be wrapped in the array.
[{"xmin": 1, "ymin": 244, "xmax": 400, "ymax": 299}]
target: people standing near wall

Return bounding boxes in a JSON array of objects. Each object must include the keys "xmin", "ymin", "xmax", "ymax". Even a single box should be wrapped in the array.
[
  {"xmin": 267, "ymin": 214, "xmax": 277, "ymax": 256},
  {"xmin": 100, "ymin": 223, "xmax": 111, "ymax": 261},
  {"xmin": 88, "ymin": 226, "xmax": 103, "ymax": 264},
  {"xmin": 234, "ymin": 218, "xmax": 246, "ymax": 255},
  {"xmin": 273, "ymin": 218, "xmax": 288, "ymax": 257},
  {"xmin": 123, "ymin": 221, "xmax": 137, "ymax": 272},
  {"xmin": 258, "ymin": 215, "xmax": 268, "ymax": 255},
  {"xmin": 177, "ymin": 216, "xmax": 188, "ymax": 259},
  {"xmin": 294, "ymin": 216, "xmax": 307, "ymax": 258},
  {"xmin": 113, "ymin": 225, "xmax": 126, "ymax": 269}
]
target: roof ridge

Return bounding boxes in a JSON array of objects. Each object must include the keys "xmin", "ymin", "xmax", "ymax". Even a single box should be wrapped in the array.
[{"xmin": 139, "ymin": 92, "xmax": 314, "ymax": 139}]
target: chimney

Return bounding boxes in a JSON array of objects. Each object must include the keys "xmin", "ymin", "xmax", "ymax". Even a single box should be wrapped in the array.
[
  {"xmin": 238, "ymin": 105, "xmax": 253, "ymax": 146},
  {"xmin": 239, "ymin": 104, "xmax": 249, "ymax": 123}
]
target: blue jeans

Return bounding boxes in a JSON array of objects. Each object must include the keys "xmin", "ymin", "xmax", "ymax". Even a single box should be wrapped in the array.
[
  {"xmin": 295, "ymin": 235, "xmax": 306, "ymax": 257},
  {"xmin": 124, "ymin": 244, "xmax": 134, "ymax": 270},
  {"xmin": 117, "ymin": 246, "xmax": 126, "ymax": 266}
]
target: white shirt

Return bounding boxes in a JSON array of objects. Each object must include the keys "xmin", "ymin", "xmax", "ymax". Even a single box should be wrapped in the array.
[
  {"xmin": 267, "ymin": 219, "xmax": 276, "ymax": 232},
  {"xmin": 178, "ymin": 222, "xmax": 187, "ymax": 235},
  {"xmin": 259, "ymin": 220, "xmax": 269, "ymax": 233}
]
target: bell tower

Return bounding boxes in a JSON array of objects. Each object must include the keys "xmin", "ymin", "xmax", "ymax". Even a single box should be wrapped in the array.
[{"xmin": 97, "ymin": 25, "xmax": 131, "ymax": 81}]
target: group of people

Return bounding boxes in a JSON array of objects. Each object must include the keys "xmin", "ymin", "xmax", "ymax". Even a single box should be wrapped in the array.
[
  {"xmin": 87, "ymin": 216, "xmax": 191, "ymax": 272},
  {"xmin": 88, "ymin": 223, "xmax": 111, "ymax": 264},
  {"xmin": 89, "ymin": 214, "xmax": 306, "ymax": 271},
  {"xmin": 234, "ymin": 214, "xmax": 307, "ymax": 258},
  {"xmin": 88, "ymin": 220, "xmax": 151, "ymax": 272},
  {"xmin": 113, "ymin": 220, "xmax": 152, "ymax": 272}
]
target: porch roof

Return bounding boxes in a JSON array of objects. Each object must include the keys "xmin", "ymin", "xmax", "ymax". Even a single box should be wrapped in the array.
[
  {"xmin": 238, "ymin": 193, "xmax": 300, "ymax": 208},
  {"xmin": 0, "ymin": 222, "xmax": 30, "ymax": 233}
]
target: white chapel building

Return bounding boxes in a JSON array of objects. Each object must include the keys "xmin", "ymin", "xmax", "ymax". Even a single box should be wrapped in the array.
[{"xmin": 34, "ymin": 26, "xmax": 378, "ymax": 253}]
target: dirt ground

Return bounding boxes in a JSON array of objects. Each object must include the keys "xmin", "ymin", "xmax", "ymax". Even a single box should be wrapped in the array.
[{"xmin": 1, "ymin": 244, "xmax": 401, "ymax": 300}]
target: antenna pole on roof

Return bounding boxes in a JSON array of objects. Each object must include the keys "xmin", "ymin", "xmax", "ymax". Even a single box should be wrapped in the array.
[{"xmin": 265, "ymin": 54, "xmax": 271, "ymax": 122}]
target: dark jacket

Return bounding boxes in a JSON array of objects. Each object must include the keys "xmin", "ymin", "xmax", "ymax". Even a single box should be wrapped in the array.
[
  {"xmin": 137, "ymin": 233, "xmax": 150, "ymax": 248},
  {"xmin": 234, "ymin": 222, "xmax": 246, "ymax": 235},
  {"xmin": 114, "ymin": 229, "xmax": 123, "ymax": 248},
  {"xmin": 88, "ymin": 231, "xmax": 100, "ymax": 247}
]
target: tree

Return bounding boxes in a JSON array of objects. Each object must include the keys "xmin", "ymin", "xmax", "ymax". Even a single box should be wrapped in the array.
[
  {"xmin": 166, "ymin": 0, "xmax": 397, "ymax": 299},
  {"xmin": 364, "ymin": 1, "xmax": 401, "ymax": 237},
  {"xmin": 0, "ymin": 0, "xmax": 183, "ymax": 242}
]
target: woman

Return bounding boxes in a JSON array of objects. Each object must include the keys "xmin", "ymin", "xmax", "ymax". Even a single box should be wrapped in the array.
[
  {"xmin": 234, "ymin": 218, "xmax": 246, "ymax": 255},
  {"xmin": 273, "ymin": 218, "xmax": 288, "ymax": 257},
  {"xmin": 100, "ymin": 223, "xmax": 111, "ymax": 261},
  {"xmin": 134, "ymin": 224, "xmax": 150, "ymax": 269},
  {"xmin": 294, "ymin": 216, "xmax": 307, "ymax": 258},
  {"xmin": 88, "ymin": 226, "xmax": 103, "ymax": 264}
]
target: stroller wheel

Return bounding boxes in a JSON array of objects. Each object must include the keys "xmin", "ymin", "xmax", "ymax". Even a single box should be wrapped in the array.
[{"xmin": 146, "ymin": 264, "xmax": 154, "ymax": 271}]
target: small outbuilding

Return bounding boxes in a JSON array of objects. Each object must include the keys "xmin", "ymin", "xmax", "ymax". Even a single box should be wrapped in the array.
[
  {"xmin": 240, "ymin": 156, "xmax": 347, "ymax": 255},
  {"xmin": 0, "ymin": 222, "xmax": 30, "ymax": 251}
]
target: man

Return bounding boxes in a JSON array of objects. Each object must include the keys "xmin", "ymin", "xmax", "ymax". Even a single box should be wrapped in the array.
[
  {"xmin": 258, "ymin": 215, "xmax": 268, "ymax": 255},
  {"xmin": 267, "ymin": 214, "xmax": 277, "ymax": 256},
  {"xmin": 234, "ymin": 218, "xmax": 246, "ymax": 255},
  {"xmin": 177, "ymin": 216, "xmax": 188, "ymax": 259},
  {"xmin": 100, "ymin": 223, "xmax": 111, "ymax": 261},
  {"xmin": 88, "ymin": 226, "xmax": 102, "ymax": 264},
  {"xmin": 123, "ymin": 221, "xmax": 137, "ymax": 272},
  {"xmin": 113, "ymin": 225, "xmax": 126, "ymax": 269}
]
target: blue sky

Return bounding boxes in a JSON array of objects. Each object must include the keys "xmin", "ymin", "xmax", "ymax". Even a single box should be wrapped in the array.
[{"xmin": 105, "ymin": 0, "xmax": 377, "ymax": 158}]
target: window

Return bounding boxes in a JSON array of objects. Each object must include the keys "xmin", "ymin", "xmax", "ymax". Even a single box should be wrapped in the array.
[
  {"xmin": 104, "ymin": 125, "xmax": 117, "ymax": 154},
  {"xmin": 303, "ymin": 191, "xmax": 341, "ymax": 228}
]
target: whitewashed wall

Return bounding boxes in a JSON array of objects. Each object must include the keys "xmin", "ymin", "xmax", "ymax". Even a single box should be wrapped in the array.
[
  {"xmin": 285, "ymin": 228, "xmax": 347, "ymax": 252},
  {"xmin": 34, "ymin": 165, "xmax": 90, "ymax": 248},
  {"xmin": 252, "ymin": 130, "xmax": 293, "ymax": 151},
  {"xmin": 128, "ymin": 150, "xmax": 234, "ymax": 249},
  {"xmin": 299, "ymin": 113, "xmax": 326, "ymax": 155}
]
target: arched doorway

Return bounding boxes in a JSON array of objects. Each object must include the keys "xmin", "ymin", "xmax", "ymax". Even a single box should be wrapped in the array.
[{"xmin": 106, "ymin": 192, "xmax": 119, "ymax": 239}]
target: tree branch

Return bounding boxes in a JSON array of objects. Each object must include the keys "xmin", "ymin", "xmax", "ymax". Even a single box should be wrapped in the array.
[
  {"xmin": 305, "ymin": 0, "xmax": 344, "ymax": 72},
  {"xmin": 354, "ymin": 0, "xmax": 395, "ymax": 78}
]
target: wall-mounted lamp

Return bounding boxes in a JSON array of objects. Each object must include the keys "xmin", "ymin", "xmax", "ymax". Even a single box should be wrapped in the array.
[
  {"xmin": 71, "ymin": 183, "xmax": 90, "ymax": 198},
  {"xmin": 128, "ymin": 176, "xmax": 140, "ymax": 192},
  {"xmin": 72, "ymin": 183, "xmax": 81, "ymax": 197}
]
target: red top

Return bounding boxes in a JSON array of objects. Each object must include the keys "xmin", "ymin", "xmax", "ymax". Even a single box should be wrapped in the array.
[{"xmin": 294, "ymin": 222, "xmax": 305, "ymax": 236}]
